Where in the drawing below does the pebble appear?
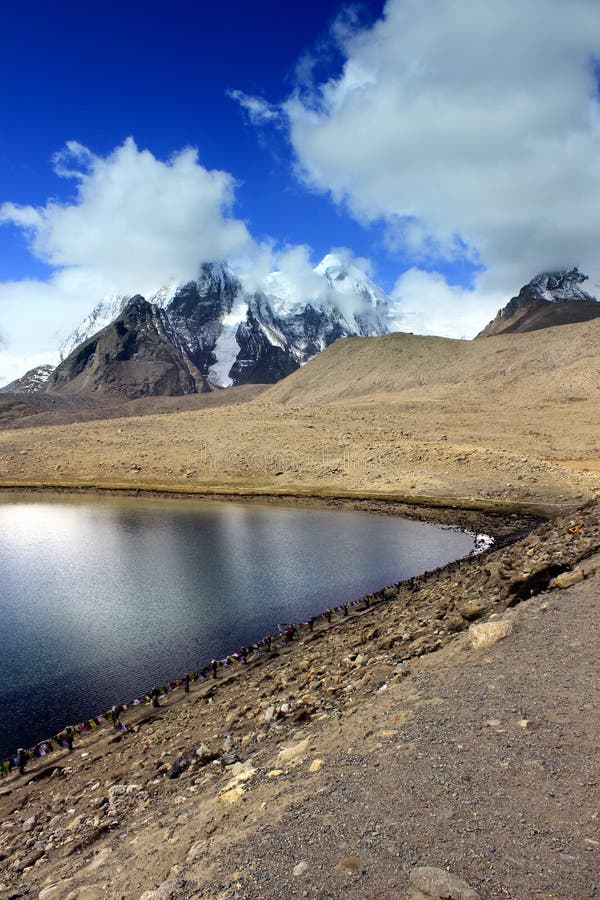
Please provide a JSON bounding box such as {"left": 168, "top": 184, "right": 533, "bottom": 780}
{"left": 553, "top": 568, "right": 585, "bottom": 588}
{"left": 409, "top": 865, "right": 479, "bottom": 899}
{"left": 337, "top": 855, "right": 363, "bottom": 876}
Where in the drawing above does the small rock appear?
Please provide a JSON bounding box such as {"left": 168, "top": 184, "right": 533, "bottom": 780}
{"left": 470, "top": 620, "right": 512, "bottom": 649}
{"left": 66, "top": 885, "right": 109, "bottom": 899}
{"left": 552, "top": 568, "right": 584, "bottom": 589}
{"left": 168, "top": 756, "right": 194, "bottom": 779}
{"left": 139, "top": 879, "right": 197, "bottom": 900}
{"left": 276, "top": 738, "right": 310, "bottom": 765}
{"left": 337, "top": 855, "right": 363, "bottom": 876}
{"left": 409, "top": 865, "right": 479, "bottom": 899}
{"left": 309, "top": 758, "right": 325, "bottom": 773}
{"left": 293, "top": 860, "right": 309, "bottom": 877}
{"left": 22, "top": 816, "right": 37, "bottom": 833}
{"left": 218, "top": 762, "right": 256, "bottom": 803}
{"left": 39, "top": 881, "right": 75, "bottom": 900}
{"left": 13, "top": 847, "right": 45, "bottom": 871}
{"left": 186, "top": 840, "right": 208, "bottom": 863}
{"left": 459, "top": 600, "right": 487, "bottom": 621}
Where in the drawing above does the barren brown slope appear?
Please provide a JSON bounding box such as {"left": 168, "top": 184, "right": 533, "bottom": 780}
{"left": 263, "top": 319, "right": 600, "bottom": 406}
{"left": 0, "top": 319, "right": 598, "bottom": 511}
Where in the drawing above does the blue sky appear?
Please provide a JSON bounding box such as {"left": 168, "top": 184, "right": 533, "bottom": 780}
{"left": 0, "top": 0, "right": 599, "bottom": 382}
{"left": 0, "top": 0, "right": 389, "bottom": 283}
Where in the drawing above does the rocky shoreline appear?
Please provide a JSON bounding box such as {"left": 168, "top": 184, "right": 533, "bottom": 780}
{"left": 1, "top": 496, "right": 599, "bottom": 898}
{"left": 0, "top": 491, "right": 519, "bottom": 767}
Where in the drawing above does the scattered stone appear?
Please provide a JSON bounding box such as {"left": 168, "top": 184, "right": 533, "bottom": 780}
{"left": 168, "top": 755, "right": 194, "bottom": 779}
{"left": 13, "top": 847, "right": 45, "bottom": 871}
{"left": 220, "top": 751, "right": 240, "bottom": 766}
{"left": 139, "top": 879, "right": 197, "bottom": 900}
{"left": 309, "top": 758, "right": 325, "bottom": 773}
{"left": 218, "top": 762, "right": 256, "bottom": 803}
{"left": 108, "top": 783, "right": 140, "bottom": 811}
{"left": 186, "top": 840, "right": 209, "bottom": 864}
{"left": 39, "top": 881, "right": 75, "bottom": 900}
{"left": 65, "top": 886, "right": 107, "bottom": 900}
{"left": 459, "top": 599, "right": 488, "bottom": 621}
{"left": 409, "top": 865, "right": 479, "bottom": 899}
{"left": 195, "top": 742, "right": 212, "bottom": 760}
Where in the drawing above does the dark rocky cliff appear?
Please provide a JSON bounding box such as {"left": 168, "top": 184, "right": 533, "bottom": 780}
{"left": 47, "top": 296, "right": 208, "bottom": 399}
{"left": 477, "top": 269, "right": 600, "bottom": 337}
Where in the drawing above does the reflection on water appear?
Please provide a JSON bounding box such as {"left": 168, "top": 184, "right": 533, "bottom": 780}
{"left": 0, "top": 493, "right": 474, "bottom": 755}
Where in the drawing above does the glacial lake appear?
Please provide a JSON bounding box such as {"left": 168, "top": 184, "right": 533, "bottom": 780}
{"left": 0, "top": 493, "right": 475, "bottom": 756}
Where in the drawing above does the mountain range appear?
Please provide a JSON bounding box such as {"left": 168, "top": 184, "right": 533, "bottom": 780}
{"left": 2, "top": 261, "right": 598, "bottom": 398}
{"left": 40, "top": 254, "right": 391, "bottom": 398}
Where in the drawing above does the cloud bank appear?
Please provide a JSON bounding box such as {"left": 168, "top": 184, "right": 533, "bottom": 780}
{"left": 1, "top": 138, "right": 252, "bottom": 297}
{"left": 285, "top": 0, "right": 600, "bottom": 312}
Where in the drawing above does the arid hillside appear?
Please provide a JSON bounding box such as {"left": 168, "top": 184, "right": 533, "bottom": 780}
{"left": 0, "top": 320, "right": 598, "bottom": 513}
{"left": 264, "top": 319, "right": 600, "bottom": 407}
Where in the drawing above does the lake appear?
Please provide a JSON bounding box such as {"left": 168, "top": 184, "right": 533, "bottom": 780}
{"left": 0, "top": 492, "right": 475, "bottom": 756}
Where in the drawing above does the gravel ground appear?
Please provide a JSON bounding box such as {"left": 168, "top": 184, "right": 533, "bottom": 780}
{"left": 1, "top": 507, "right": 598, "bottom": 900}
{"left": 187, "top": 574, "right": 599, "bottom": 899}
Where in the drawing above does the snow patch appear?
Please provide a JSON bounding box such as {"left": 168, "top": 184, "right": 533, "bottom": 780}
{"left": 207, "top": 299, "right": 248, "bottom": 387}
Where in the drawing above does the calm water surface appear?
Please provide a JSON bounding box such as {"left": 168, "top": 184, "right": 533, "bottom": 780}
{"left": 0, "top": 493, "right": 474, "bottom": 756}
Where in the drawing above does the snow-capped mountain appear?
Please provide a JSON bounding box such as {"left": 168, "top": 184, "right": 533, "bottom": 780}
{"left": 0, "top": 364, "right": 55, "bottom": 394}
{"left": 49, "top": 296, "right": 207, "bottom": 398}
{"left": 50, "top": 254, "right": 393, "bottom": 396}
{"left": 59, "top": 280, "right": 181, "bottom": 361}
{"left": 478, "top": 268, "right": 600, "bottom": 337}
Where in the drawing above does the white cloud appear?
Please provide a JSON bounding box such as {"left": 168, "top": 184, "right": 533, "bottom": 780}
{"left": 227, "top": 89, "right": 280, "bottom": 126}
{"left": 285, "top": 0, "right": 600, "bottom": 325}
{"left": 0, "top": 138, "right": 255, "bottom": 381}
{"left": 0, "top": 138, "right": 252, "bottom": 296}
{"left": 390, "top": 269, "right": 504, "bottom": 339}
{"left": 240, "top": 242, "right": 381, "bottom": 320}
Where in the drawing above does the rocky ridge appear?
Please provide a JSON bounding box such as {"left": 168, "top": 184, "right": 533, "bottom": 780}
{"left": 1, "top": 499, "right": 599, "bottom": 898}
{"left": 47, "top": 297, "right": 209, "bottom": 400}
{"left": 51, "top": 257, "right": 391, "bottom": 397}
{"left": 477, "top": 269, "right": 600, "bottom": 337}
{"left": 0, "top": 366, "right": 54, "bottom": 394}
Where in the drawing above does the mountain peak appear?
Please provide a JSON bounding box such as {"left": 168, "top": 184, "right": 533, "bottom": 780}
{"left": 314, "top": 252, "right": 349, "bottom": 274}
{"left": 526, "top": 268, "right": 595, "bottom": 303}
{"left": 477, "top": 268, "right": 600, "bottom": 338}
